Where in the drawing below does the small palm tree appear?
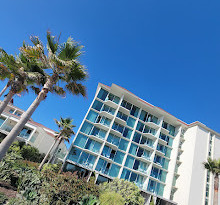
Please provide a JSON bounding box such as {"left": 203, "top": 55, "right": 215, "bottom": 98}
{"left": 38, "top": 117, "right": 75, "bottom": 170}
{"left": 0, "top": 48, "right": 45, "bottom": 115}
{"left": 203, "top": 158, "right": 220, "bottom": 205}
{"left": 0, "top": 32, "right": 87, "bottom": 161}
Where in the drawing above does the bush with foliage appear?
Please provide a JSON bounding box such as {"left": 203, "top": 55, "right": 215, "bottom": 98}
{"left": 42, "top": 163, "right": 62, "bottom": 173}
{"left": 79, "top": 195, "right": 100, "bottom": 205}
{"left": 100, "top": 179, "right": 144, "bottom": 205}
{"left": 0, "top": 192, "right": 8, "bottom": 204}
{"left": 99, "top": 191, "right": 124, "bottom": 205}
{"left": 39, "top": 171, "right": 100, "bottom": 205}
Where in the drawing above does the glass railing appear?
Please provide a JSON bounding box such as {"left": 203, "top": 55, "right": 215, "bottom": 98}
{"left": 1, "top": 124, "right": 13, "bottom": 132}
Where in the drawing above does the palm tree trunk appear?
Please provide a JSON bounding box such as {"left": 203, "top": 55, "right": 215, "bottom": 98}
{"left": 0, "top": 76, "right": 56, "bottom": 161}
{"left": 0, "top": 89, "right": 14, "bottom": 115}
{"left": 48, "top": 137, "right": 62, "bottom": 164}
{"left": 0, "top": 89, "right": 47, "bottom": 161}
{"left": 213, "top": 174, "right": 219, "bottom": 205}
{"left": 38, "top": 137, "right": 59, "bottom": 170}
{"left": 0, "top": 84, "right": 9, "bottom": 98}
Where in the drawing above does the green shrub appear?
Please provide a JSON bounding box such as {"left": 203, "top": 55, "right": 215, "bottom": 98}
{"left": 100, "top": 179, "right": 144, "bottom": 205}
{"left": 0, "top": 192, "right": 8, "bottom": 204}
{"left": 99, "top": 191, "right": 124, "bottom": 205}
{"left": 79, "top": 195, "right": 100, "bottom": 205}
{"left": 42, "top": 163, "right": 62, "bottom": 173}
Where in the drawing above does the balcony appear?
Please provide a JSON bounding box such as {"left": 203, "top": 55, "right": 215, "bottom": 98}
{"left": 114, "top": 117, "right": 127, "bottom": 126}
{"left": 139, "top": 143, "right": 154, "bottom": 151}
{"left": 119, "top": 106, "right": 130, "bottom": 115}
{"left": 105, "top": 100, "right": 118, "bottom": 109}
{"left": 94, "top": 122, "right": 109, "bottom": 131}
{"left": 144, "top": 121, "right": 160, "bottom": 130}
{"left": 160, "top": 127, "right": 170, "bottom": 135}
{"left": 142, "top": 132, "right": 156, "bottom": 140}
{"left": 99, "top": 111, "right": 114, "bottom": 119}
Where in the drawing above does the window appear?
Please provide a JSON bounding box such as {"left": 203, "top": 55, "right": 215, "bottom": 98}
{"left": 81, "top": 122, "right": 93, "bottom": 135}
{"left": 112, "top": 122, "right": 124, "bottom": 133}
{"left": 147, "top": 180, "right": 164, "bottom": 196}
{"left": 97, "top": 88, "right": 108, "bottom": 101}
{"left": 130, "top": 106, "right": 139, "bottom": 117}
{"left": 107, "top": 133, "right": 120, "bottom": 146}
{"left": 114, "top": 151, "right": 125, "bottom": 164}
{"left": 14, "top": 111, "right": 22, "bottom": 116}
{"left": 118, "top": 139, "right": 129, "bottom": 151}
{"left": 121, "top": 100, "right": 132, "bottom": 110}
{"left": 117, "top": 111, "right": 128, "bottom": 121}
{"left": 127, "top": 117, "right": 136, "bottom": 128}
{"left": 85, "top": 139, "right": 102, "bottom": 153}
{"left": 125, "top": 156, "right": 135, "bottom": 169}
{"left": 0, "top": 117, "right": 5, "bottom": 126}
{"left": 86, "top": 110, "right": 98, "bottom": 123}
{"left": 9, "top": 109, "right": 15, "bottom": 113}
{"left": 123, "top": 127, "right": 132, "bottom": 139}
{"left": 107, "top": 93, "right": 120, "bottom": 104}
{"left": 133, "top": 132, "right": 141, "bottom": 143}
{"left": 90, "top": 127, "right": 107, "bottom": 139}
{"left": 129, "top": 143, "right": 138, "bottom": 155}
{"left": 140, "top": 110, "right": 148, "bottom": 122}
{"left": 92, "top": 100, "right": 103, "bottom": 111}
{"left": 102, "top": 104, "right": 116, "bottom": 115}
{"left": 74, "top": 134, "right": 88, "bottom": 148}
{"left": 19, "top": 128, "right": 32, "bottom": 139}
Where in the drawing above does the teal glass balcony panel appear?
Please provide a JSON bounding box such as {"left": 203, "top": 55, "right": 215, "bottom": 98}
{"left": 106, "top": 93, "right": 120, "bottom": 104}
{"left": 97, "top": 88, "right": 108, "bottom": 101}
{"left": 102, "top": 104, "right": 116, "bottom": 115}
{"left": 121, "top": 100, "right": 132, "bottom": 110}
{"left": 90, "top": 127, "right": 106, "bottom": 139}
{"left": 121, "top": 168, "right": 145, "bottom": 188}
{"left": 129, "top": 143, "right": 138, "bottom": 155}
{"left": 117, "top": 111, "right": 128, "bottom": 121}
{"left": 80, "top": 121, "right": 93, "bottom": 135}
{"left": 143, "top": 126, "right": 156, "bottom": 135}
{"left": 114, "top": 151, "right": 125, "bottom": 164}
{"left": 74, "top": 134, "right": 88, "bottom": 148}
{"left": 133, "top": 132, "right": 141, "bottom": 143}
{"left": 140, "top": 136, "right": 153, "bottom": 147}
{"left": 159, "top": 133, "right": 173, "bottom": 147}
{"left": 147, "top": 180, "right": 164, "bottom": 196}
{"left": 86, "top": 110, "right": 99, "bottom": 123}
{"left": 85, "top": 138, "right": 102, "bottom": 154}
{"left": 157, "top": 144, "right": 171, "bottom": 158}
{"left": 122, "top": 127, "right": 132, "bottom": 139}
{"left": 127, "top": 117, "right": 136, "bottom": 128}
{"left": 107, "top": 133, "right": 120, "bottom": 147}
{"left": 118, "top": 139, "right": 129, "bottom": 151}
{"left": 150, "top": 167, "right": 167, "bottom": 183}
{"left": 109, "top": 164, "right": 120, "bottom": 177}
{"left": 125, "top": 155, "right": 135, "bottom": 169}
{"left": 130, "top": 105, "right": 139, "bottom": 118}
{"left": 112, "top": 122, "right": 124, "bottom": 134}
{"left": 92, "top": 100, "right": 103, "bottom": 111}
{"left": 136, "top": 122, "right": 144, "bottom": 132}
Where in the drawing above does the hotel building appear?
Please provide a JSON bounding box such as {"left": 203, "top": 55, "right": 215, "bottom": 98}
{"left": 63, "top": 83, "right": 220, "bottom": 205}
{"left": 0, "top": 101, "right": 67, "bottom": 160}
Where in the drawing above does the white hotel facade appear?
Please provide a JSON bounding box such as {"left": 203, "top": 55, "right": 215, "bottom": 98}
{"left": 63, "top": 83, "right": 220, "bottom": 205}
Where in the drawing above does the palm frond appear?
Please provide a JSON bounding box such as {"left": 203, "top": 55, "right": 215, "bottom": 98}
{"left": 65, "top": 82, "right": 87, "bottom": 97}
{"left": 47, "top": 31, "right": 59, "bottom": 54}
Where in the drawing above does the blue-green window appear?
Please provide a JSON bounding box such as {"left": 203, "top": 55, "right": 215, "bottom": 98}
{"left": 133, "top": 132, "right": 141, "bottom": 143}
{"left": 125, "top": 156, "right": 135, "bottom": 169}
{"left": 0, "top": 117, "right": 5, "bottom": 126}
{"left": 92, "top": 100, "right": 103, "bottom": 111}
{"left": 121, "top": 168, "right": 131, "bottom": 180}
{"left": 85, "top": 139, "right": 102, "bottom": 153}
{"left": 114, "top": 151, "right": 125, "bottom": 164}
{"left": 112, "top": 122, "right": 124, "bottom": 133}
{"left": 169, "top": 125, "right": 175, "bottom": 136}
{"left": 121, "top": 100, "right": 132, "bottom": 110}
{"left": 107, "top": 133, "right": 120, "bottom": 146}
{"left": 80, "top": 122, "right": 93, "bottom": 135}
{"left": 67, "top": 147, "right": 81, "bottom": 162}
{"left": 107, "top": 93, "right": 120, "bottom": 104}
{"left": 109, "top": 164, "right": 120, "bottom": 177}
{"left": 140, "top": 136, "right": 153, "bottom": 147}
{"left": 117, "top": 111, "right": 128, "bottom": 121}
{"left": 102, "top": 146, "right": 112, "bottom": 158}
{"left": 123, "top": 127, "right": 132, "bottom": 139}
{"left": 129, "top": 143, "right": 138, "bottom": 155}
{"left": 90, "top": 127, "right": 106, "bottom": 139}
{"left": 130, "top": 105, "right": 139, "bottom": 117}
{"left": 102, "top": 104, "right": 116, "bottom": 115}
{"left": 74, "top": 134, "right": 88, "bottom": 148}
{"left": 99, "top": 116, "right": 111, "bottom": 127}
{"left": 86, "top": 110, "right": 98, "bottom": 123}
{"left": 119, "top": 139, "right": 129, "bottom": 151}
{"left": 140, "top": 110, "right": 148, "bottom": 121}
{"left": 147, "top": 180, "right": 164, "bottom": 196}
{"left": 127, "top": 117, "right": 136, "bottom": 128}
{"left": 136, "top": 122, "right": 144, "bottom": 132}
{"left": 97, "top": 88, "right": 108, "bottom": 101}
{"left": 143, "top": 126, "right": 156, "bottom": 135}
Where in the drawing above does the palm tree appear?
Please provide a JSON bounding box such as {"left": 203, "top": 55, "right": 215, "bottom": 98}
{"left": 0, "top": 32, "right": 87, "bottom": 161}
{"left": 204, "top": 158, "right": 220, "bottom": 205}
{"left": 0, "top": 48, "right": 46, "bottom": 115}
{"left": 38, "top": 117, "right": 75, "bottom": 170}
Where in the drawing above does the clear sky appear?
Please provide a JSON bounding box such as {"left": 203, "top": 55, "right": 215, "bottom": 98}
{"left": 0, "top": 0, "right": 220, "bottom": 147}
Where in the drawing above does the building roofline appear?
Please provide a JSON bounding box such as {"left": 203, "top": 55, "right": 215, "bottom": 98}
{"left": 99, "top": 83, "right": 220, "bottom": 136}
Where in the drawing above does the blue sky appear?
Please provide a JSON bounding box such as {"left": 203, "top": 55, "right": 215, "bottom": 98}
{"left": 0, "top": 0, "right": 220, "bottom": 146}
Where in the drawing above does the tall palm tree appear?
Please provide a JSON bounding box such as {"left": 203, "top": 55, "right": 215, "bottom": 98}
{"left": 38, "top": 117, "right": 75, "bottom": 170}
{"left": 0, "top": 48, "right": 46, "bottom": 115}
{"left": 0, "top": 32, "right": 87, "bottom": 161}
{"left": 204, "top": 158, "right": 220, "bottom": 205}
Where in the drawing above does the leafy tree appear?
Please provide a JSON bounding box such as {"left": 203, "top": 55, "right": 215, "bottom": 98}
{"left": 38, "top": 117, "right": 75, "bottom": 170}
{"left": 0, "top": 32, "right": 87, "bottom": 161}
{"left": 204, "top": 158, "right": 220, "bottom": 205}
{"left": 99, "top": 191, "right": 124, "bottom": 205}
{"left": 0, "top": 48, "right": 45, "bottom": 114}
{"left": 79, "top": 195, "right": 100, "bottom": 205}
{"left": 100, "top": 179, "right": 144, "bottom": 205}
{"left": 0, "top": 192, "right": 8, "bottom": 204}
